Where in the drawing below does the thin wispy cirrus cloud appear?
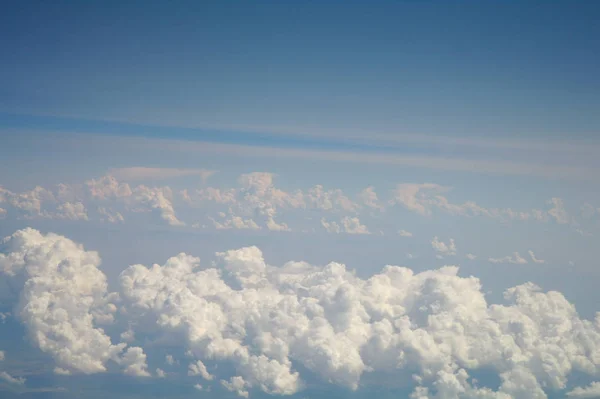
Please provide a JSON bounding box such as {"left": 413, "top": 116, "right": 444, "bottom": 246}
{"left": 109, "top": 167, "right": 216, "bottom": 182}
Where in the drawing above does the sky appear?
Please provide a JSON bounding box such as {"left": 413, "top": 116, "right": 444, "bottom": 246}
{"left": 1, "top": 1, "right": 600, "bottom": 398}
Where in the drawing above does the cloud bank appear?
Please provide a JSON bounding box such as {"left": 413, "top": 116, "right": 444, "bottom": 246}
{"left": 1, "top": 229, "right": 600, "bottom": 398}
{"left": 0, "top": 171, "right": 591, "bottom": 236}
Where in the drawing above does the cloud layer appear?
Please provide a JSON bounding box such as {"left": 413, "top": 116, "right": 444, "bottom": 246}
{"left": 0, "top": 171, "right": 594, "bottom": 237}
{"left": 1, "top": 229, "right": 600, "bottom": 398}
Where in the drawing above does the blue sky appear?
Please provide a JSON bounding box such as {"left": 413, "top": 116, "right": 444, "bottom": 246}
{"left": 1, "top": 2, "right": 600, "bottom": 399}
{"left": 2, "top": 1, "right": 600, "bottom": 138}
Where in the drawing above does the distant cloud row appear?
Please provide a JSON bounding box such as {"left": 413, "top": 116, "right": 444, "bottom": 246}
{"left": 1, "top": 168, "right": 597, "bottom": 236}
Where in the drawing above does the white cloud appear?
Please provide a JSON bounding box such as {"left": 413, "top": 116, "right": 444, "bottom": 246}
{"left": 86, "top": 176, "right": 133, "bottom": 200}
{"left": 109, "top": 167, "right": 215, "bottom": 182}
{"left": 86, "top": 176, "right": 185, "bottom": 226}
{"left": 165, "top": 355, "right": 176, "bottom": 366}
{"left": 431, "top": 236, "right": 457, "bottom": 256}
{"left": 321, "top": 218, "right": 341, "bottom": 233}
{"left": 97, "top": 206, "right": 125, "bottom": 223}
{"left": 222, "top": 376, "right": 250, "bottom": 398}
{"left": 358, "top": 186, "right": 383, "bottom": 210}
{"left": 156, "top": 368, "right": 166, "bottom": 378}
{"left": 114, "top": 236, "right": 600, "bottom": 397}
{"left": 389, "top": 183, "right": 569, "bottom": 227}
{"left": 548, "top": 197, "right": 569, "bottom": 224}
{"left": 0, "top": 347, "right": 23, "bottom": 387}
{"left": 210, "top": 214, "right": 260, "bottom": 230}
{"left": 55, "top": 202, "right": 88, "bottom": 221}
{"left": 528, "top": 250, "right": 545, "bottom": 264}
{"left": 0, "top": 172, "right": 588, "bottom": 237}
{"left": 3, "top": 214, "right": 600, "bottom": 397}
{"left": 306, "top": 185, "right": 358, "bottom": 213}
{"left": 489, "top": 252, "right": 528, "bottom": 264}
{"left": 465, "top": 253, "right": 477, "bottom": 260}
{"left": 131, "top": 185, "right": 185, "bottom": 226}
{"left": 321, "top": 216, "right": 370, "bottom": 235}
{"left": 567, "top": 382, "right": 600, "bottom": 398}
{"left": 0, "top": 371, "right": 25, "bottom": 385}
{"left": 0, "top": 229, "right": 144, "bottom": 376}
{"left": 194, "top": 383, "right": 204, "bottom": 391}
{"left": 341, "top": 216, "right": 370, "bottom": 234}
{"left": 118, "top": 347, "right": 151, "bottom": 377}
{"left": 390, "top": 183, "right": 446, "bottom": 216}
{"left": 398, "top": 230, "right": 413, "bottom": 237}
{"left": 188, "top": 360, "right": 213, "bottom": 380}
{"left": 120, "top": 328, "right": 136, "bottom": 343}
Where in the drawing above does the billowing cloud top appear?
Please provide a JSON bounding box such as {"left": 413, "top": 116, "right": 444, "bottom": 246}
{"left": 1, "top": 229, "right": 600, "bottom": 398}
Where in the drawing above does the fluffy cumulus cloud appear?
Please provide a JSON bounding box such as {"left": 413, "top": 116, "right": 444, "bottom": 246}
{"left": 3, "top": 230, "right": 600, "bottom": 398}
{"left": 71, "top": 175, "right": 185, "bottom": 226}
{"left": 0, "top": 172, "right": 593, "bottom": 236}
{"left": 55, "top": 201, "right": 88, "bottom": 221}
{"left": 114, "top": 236, "right": 600, "bottom": 398}
{"left": 431, "top": 236, "right": 457, "bottom": 256}
{"left": 210, "top": 211, "right": 261, "bottom": 230}
{"left": 358, "top": 186, "right": 384, "bottom": 211}
{"left": 0, "top": 229, "right": 147, "bottom": 376}
{"left": 321, "top": 216, "right": 370, "bottom": 234}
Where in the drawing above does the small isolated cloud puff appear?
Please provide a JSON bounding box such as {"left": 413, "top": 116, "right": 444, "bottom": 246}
{"left": 431, "top": 236, "right": 457, "bottom": 256}
{"left": 165, "top": 355, "right": 176, "bottom": 366}
{"left": 465, "top": 253, "right": 477, "bottom": 260}
{"left": 398, "top": 229, "right": 413, "bottom": 237}
{"left": 109, "top": 167, "right": 215, "bottom": 182}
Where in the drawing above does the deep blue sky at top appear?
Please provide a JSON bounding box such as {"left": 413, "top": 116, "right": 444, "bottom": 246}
{"left": 1, "top": 0, "right": 599, "bottom": 143}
